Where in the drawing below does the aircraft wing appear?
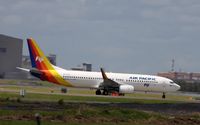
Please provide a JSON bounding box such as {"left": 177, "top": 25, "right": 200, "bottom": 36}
{"left": 98, "top": 68, "right": 134, "bottom": 95}
{"left": 99, "top": 68, "right": 120, "bottom": 88}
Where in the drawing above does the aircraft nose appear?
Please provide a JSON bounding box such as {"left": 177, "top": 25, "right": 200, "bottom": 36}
{"left": 175, "top": 84, "right": 181, "bottom": 91}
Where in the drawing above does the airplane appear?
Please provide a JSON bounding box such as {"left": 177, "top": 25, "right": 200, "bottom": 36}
{"left": 17, "top": 38, "right": 181, "bottom": 98}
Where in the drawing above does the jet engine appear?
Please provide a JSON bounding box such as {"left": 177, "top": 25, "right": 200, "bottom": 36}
{"left": 119, "top": 84, "right": 134, "bottom": 93}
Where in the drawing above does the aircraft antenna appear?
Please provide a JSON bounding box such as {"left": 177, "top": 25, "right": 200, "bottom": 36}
{"left": 171, "top": 59, "right": 175, "bottom": 72}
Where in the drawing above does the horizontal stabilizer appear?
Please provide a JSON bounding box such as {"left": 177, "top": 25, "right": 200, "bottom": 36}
{"left": 16, "top": 67, "right": 30, "bottom": 72}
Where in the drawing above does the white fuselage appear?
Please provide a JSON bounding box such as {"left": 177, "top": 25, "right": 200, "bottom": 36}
{"left": 54, "top": 66, "right": 180, "bottom": 93}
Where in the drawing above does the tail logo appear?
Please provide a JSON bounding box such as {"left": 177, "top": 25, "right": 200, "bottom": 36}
{"left": 35, "top": 56, "right": 44, "bottom": 63}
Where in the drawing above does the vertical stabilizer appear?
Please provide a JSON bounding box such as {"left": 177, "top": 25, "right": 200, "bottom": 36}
{"left": 27, "top": 38, "right": 54, "bottom": 70}
{"left": 27, "top": 38, "right": 72, "bottom": 87}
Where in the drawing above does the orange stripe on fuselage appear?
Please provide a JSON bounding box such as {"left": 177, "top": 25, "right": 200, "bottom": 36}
{"left": 42, "top": 70, "right": 60, "bottom": 84}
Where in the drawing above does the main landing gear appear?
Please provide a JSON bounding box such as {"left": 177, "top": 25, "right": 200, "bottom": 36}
{"left": 96, "top": 89, "right": 101, "bottom": 95}
{"left": 162, "top": 92, "right": 166, "bottom": 99}
{"left": 96, "top": 89, "right": 109, "bottom": 95}
{"left": 95, "top": 89, "right": 110, "bottom": 96}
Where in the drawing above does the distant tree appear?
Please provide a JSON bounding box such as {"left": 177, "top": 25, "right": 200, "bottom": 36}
{"left": 175, "top": 80, "right": 200, "bottom": 93}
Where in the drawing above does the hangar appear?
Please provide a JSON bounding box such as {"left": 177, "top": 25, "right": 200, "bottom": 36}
{"left": 0, "top": 34, "right": 23, "bottom": 78}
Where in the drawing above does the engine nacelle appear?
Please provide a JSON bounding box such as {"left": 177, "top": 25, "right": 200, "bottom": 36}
{"left": 119, "top": 84, "right": 134, "bottom": 93}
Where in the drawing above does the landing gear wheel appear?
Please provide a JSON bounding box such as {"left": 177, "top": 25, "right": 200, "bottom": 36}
{"left": 96, "top": 89, "right": 101, "bottom": 95}
{"left": 119, "top": 93, "right": 125, "bottom": 96}
{"left": 162, "top": 93, "right": 166, "bottom": 99}
{"left": 103, "top": 90, "right": 109, "bottom": 95}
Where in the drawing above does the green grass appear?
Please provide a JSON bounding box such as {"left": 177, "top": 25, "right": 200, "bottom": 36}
{"left": 1, "top": 85, "right": 191, "bottom": 102}
{"left": 0, "top": 85, "right": 96, "bottom": 95}
{"left": 0, "top": 78, "right": 195, "bottom": 105}
{"left": 0, "top": 120, "right": 148, "bottom": 125}
{"left": 0, "top": 91, "right": 181, "bottom": 104}
{"left": 0, "top": 107, "right": 152, "bottom": 119}
{"left": 0, "top": 79, "right": 199, "bottom": 125}
{"left": 0, "top": 103, "right": 199, "bottom": 125}
{"left": 0, "top": 105, "right": 162, "bottom": 125}
{"left": 0, "top": 120, "right": 36, "bottom": 125}
{"left": 0, "top": 79, "right": 193, "bottom": 102}
{"left": 195, "top": 97, "right": 200, "bottom": 100}
{"left": 0, "top": 120, "right": 111, "bottom": 125}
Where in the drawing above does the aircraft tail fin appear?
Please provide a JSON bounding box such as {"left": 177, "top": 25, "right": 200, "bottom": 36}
{"left": 27, "top": 38, "right": 54, "bottom": 70}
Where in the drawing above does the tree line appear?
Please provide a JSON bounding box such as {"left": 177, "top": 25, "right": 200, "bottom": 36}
{"left": 175, "top": 80, "right": 200, "bottom": 93}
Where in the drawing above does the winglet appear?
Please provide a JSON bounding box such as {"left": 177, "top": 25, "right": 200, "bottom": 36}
{"left": 100, "top": 68, "right": 109, "bottom": 80}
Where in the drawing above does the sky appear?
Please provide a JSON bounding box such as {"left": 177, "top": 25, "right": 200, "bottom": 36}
{"left": 1, "top": 0, "right": 200, "bottom": 74}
